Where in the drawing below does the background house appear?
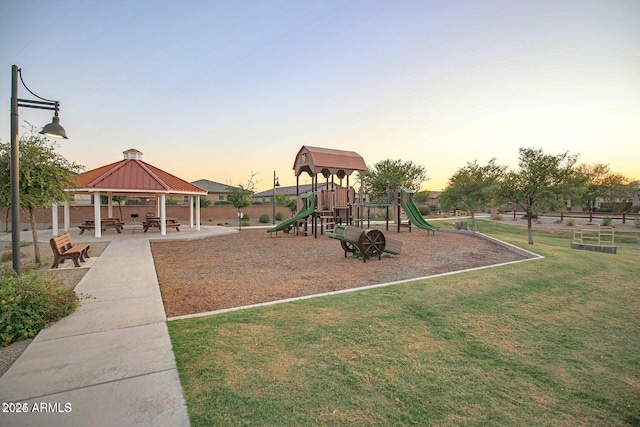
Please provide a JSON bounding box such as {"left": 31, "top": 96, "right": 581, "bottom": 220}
{"left": 191, "top": 179, "right": 234, "bottom": 204}
{"left": 253, "top": 183, "right": 338, "bottom": 203}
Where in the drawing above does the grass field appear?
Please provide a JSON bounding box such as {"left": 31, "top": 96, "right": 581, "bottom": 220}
{"left": 168, "top": 220, "right": 640, "bottom": 426}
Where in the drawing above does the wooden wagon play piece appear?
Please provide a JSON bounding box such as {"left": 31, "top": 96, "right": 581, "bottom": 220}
{"left": 326, "top": 224, "right": 402, "bottom": 262}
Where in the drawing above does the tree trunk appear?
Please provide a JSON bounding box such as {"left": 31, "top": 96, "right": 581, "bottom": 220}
{"left": 28, "top": 206, "right": 41, "bottom": 264}
{"left": 471, "top": 211, "right": 477, "bottom": 231}
{"left": 527, "top": 213, "right": 534, "bottom": 244}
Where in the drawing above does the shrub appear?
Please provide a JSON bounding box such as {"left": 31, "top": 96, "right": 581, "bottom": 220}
{"left": 566, "top": 218, "right": 575, "bottom": 226}
{"left": 602, "top": 216, "right": 612, "bottom": 226}
{"left": 275, "top": 211, "right": 284, "bottom": 221}
{"left": 259, "top": 213, "right": 270, "bottom": 223}
{"left": 634, "top": 217, "right": 640, "bottom": 228}
{"left": 0, "top": 267, "right": 78, "bottom": 346}
{"left": 418, "top": 206, "right": 431, "bottom": 216}
{"left": 241, "top": 220, "right": 251, "bottom": 227}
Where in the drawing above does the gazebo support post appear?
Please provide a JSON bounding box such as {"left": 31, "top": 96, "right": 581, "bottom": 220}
{"left": 195, "top": 196, "right": 201, "bottom": 231}
{"left": 52, "top": 203, "right": 59, "bottom": 236}
{"left": 64, "top": 202, "right": 70, "bottom": 232}
{"left": 189, "top": 195, "right": 194, "bottom": 228}
{"left": 160, "top": 194, "right": 167, "bottom": 235}
{"left": 107, "top": 192, "right": 113, "bottom": 218}
{"left": 94, "top": 191, "right": 102, "bottom": 238}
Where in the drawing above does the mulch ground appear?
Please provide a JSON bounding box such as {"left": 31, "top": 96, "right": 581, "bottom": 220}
{"left": 151, "top": 226, "right": 527, "bottom": 317}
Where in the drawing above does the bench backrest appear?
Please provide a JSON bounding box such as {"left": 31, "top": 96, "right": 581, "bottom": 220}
{"left": 51, "top": 233, "right": 73, "bottom": 252}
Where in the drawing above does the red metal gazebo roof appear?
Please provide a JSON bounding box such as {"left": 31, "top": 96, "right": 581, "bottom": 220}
{"left": 69, "top": 149, "right": 206, "bottom": 195}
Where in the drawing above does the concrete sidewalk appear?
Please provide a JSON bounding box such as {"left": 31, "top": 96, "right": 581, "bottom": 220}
{"left": 0, "top": 225, "right": 237, "bottom": 426}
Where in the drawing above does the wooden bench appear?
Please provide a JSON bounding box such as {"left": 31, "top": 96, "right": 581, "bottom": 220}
{"left": 50, "top": 233, "right": 91, "bottom": 269}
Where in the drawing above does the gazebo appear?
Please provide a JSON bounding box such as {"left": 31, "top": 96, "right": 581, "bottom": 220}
{"left": 56, "top": 149, "right": 207, "bottom": 237}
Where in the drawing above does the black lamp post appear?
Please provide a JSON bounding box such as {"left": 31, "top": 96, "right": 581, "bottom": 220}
{"left": 272, "top": 171, "right": 280, "bottom": 224}
{"left": 10, "top": 65, "right": 68, "bottom": 275}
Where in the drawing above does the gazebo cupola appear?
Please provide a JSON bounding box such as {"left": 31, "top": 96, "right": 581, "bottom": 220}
{"left": 123, "top": 148, "right": 144, "bottom": 160}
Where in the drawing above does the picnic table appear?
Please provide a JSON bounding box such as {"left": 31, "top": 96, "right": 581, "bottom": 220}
{"left": 142, "top": 217, "right": 181, "bottom": 232}
{"left": 79, "top": 218, "right": 124, "bottom": 234}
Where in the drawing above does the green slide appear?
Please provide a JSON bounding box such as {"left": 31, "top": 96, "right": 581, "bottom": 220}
{"left": 267, "top": 192, "right": 315, "bottom": 234}
{"left": 400, "top": 188, "right": 439, "bottom": 232}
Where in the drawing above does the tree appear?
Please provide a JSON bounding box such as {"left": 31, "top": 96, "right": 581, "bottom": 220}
{"left": 360, "top": 159, "right": 427, "bottom": 204}
{"left": 275, "top": 194, "right": 297, "bottom": 214}
{"left": 112, "top": 195, "right": 128, "bottom": 220}
{"left": 498, "top": 147, "right": 581, "bottom": 244}
{"left": 574, "top": 164, "right": 635, "bottom": 220}
{"left": 414, "top": 190, "right": 431, "bottom": 204}
{"left": 0, "top": 127, "right": 84, "bottom": 263}
{"left": 226, "top": 171, "right": 258, "bottom": 229}
{"left": 574, "top": 163, "right": 608, "bottom": 221}
{"left": 439, "top": 159, "right": 507, "bottom": 231}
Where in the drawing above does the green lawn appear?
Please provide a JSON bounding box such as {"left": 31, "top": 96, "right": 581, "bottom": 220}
{"left": 168, "top": 220, "right": 640, "bottom": 426}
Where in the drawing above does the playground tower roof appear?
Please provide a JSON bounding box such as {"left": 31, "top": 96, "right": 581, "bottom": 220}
{"left": 293, "top": 146, "right": 367, "bottom": 179}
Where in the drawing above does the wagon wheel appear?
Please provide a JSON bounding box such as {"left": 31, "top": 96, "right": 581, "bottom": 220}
{"left": 359, "top": 229, "right": 386, "bottom": 261}
{"left": 340, "top": 240, "right": 359, "bottom": 258}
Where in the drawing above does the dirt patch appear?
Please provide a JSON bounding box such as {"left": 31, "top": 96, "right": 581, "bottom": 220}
{"left": 151, "top": 227, "right": 528, "bottom": 317}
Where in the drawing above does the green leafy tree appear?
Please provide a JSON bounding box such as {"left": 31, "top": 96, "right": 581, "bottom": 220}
{"left": 439, "top": 159, "right": 507, "bottom": 231}
{"left": 227, "top": 171, "right": 258, "bottom": 229}
{"left": 574, "top": 163, "right": 609, "bottom": 221}
{"left": 112, "top": 195, "right": 128, "bottom": 219}
{"left": 414, "top": 190, "right": 431, "bottom": 204}
{"left": 197, "top": 196, "right": 211, "bottom": 208}
{"left": 360, "top": 159, "right": 427, "bottom": 203}
{"left": 599, "top": 173, "right": 635, "bottom": 213}
{"left": 498, "top": 147, "right": 581, "bottom": 244}
{"left": 574, "top": 164, "right": 634, "bottom": 220}
{"left": 275, "top": 194, "right": 297, "bottom": 214}
{"left": 0, "top": 127, "right": 84, "bottom": 263}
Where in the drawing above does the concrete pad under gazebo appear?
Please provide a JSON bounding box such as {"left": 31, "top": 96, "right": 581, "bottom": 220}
{"left": 56, "top": 149, "right": 207, "bottom": 237}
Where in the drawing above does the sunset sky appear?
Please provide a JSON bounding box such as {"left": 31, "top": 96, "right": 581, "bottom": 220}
{"left": 1, "top": 0, "right": 638, "bottom": 192}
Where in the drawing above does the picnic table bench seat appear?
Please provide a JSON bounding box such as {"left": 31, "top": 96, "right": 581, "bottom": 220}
{"left": 50, "top": 232, "right": 90, "bottom": 269}
{"left": 142, "top": 218, "right": 181, "bottom": 232}
{"left": 78, "top": 218, "right": 123, "bottom": 234}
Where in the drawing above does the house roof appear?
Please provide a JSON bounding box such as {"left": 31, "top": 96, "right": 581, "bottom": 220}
{"left": 293, "top": 146, "right": 367, "bottom": 178}
{"left": 191, "top": 179, "right": 234, "bottom": 194}
{"left": 69, "top": 155, "right": 206, "bottom": 195}
{"left": 254, "top": 183, "right": 338, "bottom": 198}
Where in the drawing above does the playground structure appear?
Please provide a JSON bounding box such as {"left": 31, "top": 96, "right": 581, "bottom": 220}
{"left": 268, "top": 146, "right": 367, "bottom": 236}
{"left": 267, "top": 145, "right": 440, "bottom": 238}
{"left": 571, "top": 223, "right": 617, "bottom": 254}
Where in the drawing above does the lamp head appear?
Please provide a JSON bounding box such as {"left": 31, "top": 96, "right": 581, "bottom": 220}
{"left": 40, "top": 113, "right": 68, "bottom": 139}
{"left": 275, "top": 178, "right": 280, "bottom": 187}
